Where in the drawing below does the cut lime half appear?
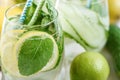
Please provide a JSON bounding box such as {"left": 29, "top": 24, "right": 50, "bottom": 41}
{"left": 1, "top": 30, "right": 59, "bottom": 77}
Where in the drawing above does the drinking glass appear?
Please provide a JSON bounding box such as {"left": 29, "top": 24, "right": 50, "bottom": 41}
{"left": 57, "top": 0, "right": 109, "bottom": 80}
{"left": 0, "top": 3, "right": 64, "bottom": 80}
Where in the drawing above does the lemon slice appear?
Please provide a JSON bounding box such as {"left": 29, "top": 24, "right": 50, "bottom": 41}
{"left": 1, "top": 30, "right": 25, "bottom": 76}
{"left": 1, "top": 30, "right": 59, "bottom": 77}
{"left": 0, "top": 30, "right": 24, "bottom": 47}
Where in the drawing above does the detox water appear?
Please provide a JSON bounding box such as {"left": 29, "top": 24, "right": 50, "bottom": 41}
{"left": 57, "top": 0, "right": 109, "bottom": 80}
{"left": 1, "top": 2, "right": 64, "bottom": 80}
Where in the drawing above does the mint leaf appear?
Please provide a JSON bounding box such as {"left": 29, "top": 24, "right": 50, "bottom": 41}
{"left": 18, "top": 36, "right": 53, "bottom": 76}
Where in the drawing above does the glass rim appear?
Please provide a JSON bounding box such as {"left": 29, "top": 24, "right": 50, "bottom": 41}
{"left": 5, "top": 3, "right": 58, "bottom": 27}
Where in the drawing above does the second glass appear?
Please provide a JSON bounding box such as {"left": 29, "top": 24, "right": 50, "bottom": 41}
{"left": 57, "top": 0, "right": 109, "bottom": 80}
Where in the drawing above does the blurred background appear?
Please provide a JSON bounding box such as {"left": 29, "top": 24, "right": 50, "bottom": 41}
{"left": 0, "top": 0, "right": 120, "bottom": 80}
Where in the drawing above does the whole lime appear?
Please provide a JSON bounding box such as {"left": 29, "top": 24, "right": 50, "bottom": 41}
{"left": 70, "top": 52, "right": 110, "bottom": 80}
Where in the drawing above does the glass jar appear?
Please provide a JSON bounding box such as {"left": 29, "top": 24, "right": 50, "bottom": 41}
{"left": 1, "top": 3, "right": 64, "bottom": 80}
{"left": 57, "top": 0, "right": 109, "bottom": 80}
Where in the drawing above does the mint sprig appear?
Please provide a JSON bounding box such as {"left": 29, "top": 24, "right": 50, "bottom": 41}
{"left": 28, "top": 0, "right": 46, "bottom": 25}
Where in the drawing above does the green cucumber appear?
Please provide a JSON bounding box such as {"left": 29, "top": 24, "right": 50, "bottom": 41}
{"left": 58, "top": 3, "right": 108, "bottom": 51}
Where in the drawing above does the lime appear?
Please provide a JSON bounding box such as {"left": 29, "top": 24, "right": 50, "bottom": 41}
{"left": 1, "top": 30, "right": 25, "bottom": 76}
{"left": 0, "top": 30, "right": 24, "bottom": 57}
{"left": 0, "top": 30, "right": 24, "bottom": 47}
{"left": 1, "top": 30, "right": 59, "bottom": 77}
{"left": 70, "top": 52, "right": 110, "bottom": 80}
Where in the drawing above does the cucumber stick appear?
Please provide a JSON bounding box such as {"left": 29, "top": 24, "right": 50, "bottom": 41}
{"left": 106, "top": 24, "right": 120, "bottom": 75}
{"left": 58, "top": 2, "right": 108, "bottom": 51}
